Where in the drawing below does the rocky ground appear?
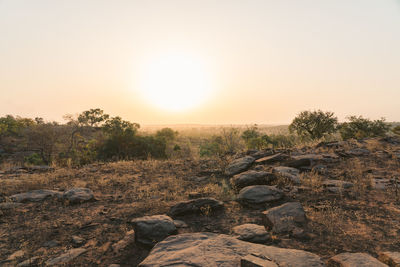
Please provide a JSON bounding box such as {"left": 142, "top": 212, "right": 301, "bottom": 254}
{"left": 0, "top": 137, "right": 400, "bottom": 266}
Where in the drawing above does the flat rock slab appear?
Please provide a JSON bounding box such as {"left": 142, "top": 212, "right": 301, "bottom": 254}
{"left": 249, "top": 150, "right": 275, "bottom": 160}
{"left": 232, "top": 224, "right": 270, "bottom": 243}
{"left": 328, "top": 252, "right": 388, "bottom": 267}
{"left": 378, "top": 251, "right": 400, "bottom": 267}
{"left": 45, "top": 248, "right": 87, "bottom": 266}
{"left": 169, "top": 198, "right": 224, "bottom": 216}
{"left": 139, "top": 232, "right": 325, "bottom": 267}
{"left": 263, "top": 202, "right": 307, "bottom": 234}
{"left": 237, "top": 185, "right": 283, "bottom": 208}
{"left": 255, "top": 153, "right": 289, "bottom": 165}
{"left": 231, "top": 171, "right": 276, "bottom": 190}
{"left": 10, "top": 189, "right": 62, "bottom": 203}
{"left": 131, "top": 215, "right": 177, "bottom": 247}
{"left": 225, "top": 156, "right": 255, "bottom": 176}
{"left": 63, "top": 188, "right": 94, "bottom": 204}
{"left": 241, "top": 254, "right": 278, "bottom": 267}
{"left": 272, "top": 167, "right": 301, "bottom": 185}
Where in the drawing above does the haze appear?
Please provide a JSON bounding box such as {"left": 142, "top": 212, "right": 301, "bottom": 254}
{"left": 1, "top": 0, "right": 400, "bottom": 124}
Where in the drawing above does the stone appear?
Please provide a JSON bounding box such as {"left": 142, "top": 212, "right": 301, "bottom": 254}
{"left": 138, "top": 233, "right": 325, "bottom": 267}
{"left": 232, "top": 224, "right": 270, "bottom": 243}
{"left": 72, "top": 235, "right": 85, "bottom": 246}
{"left": 0, "top": 202, "right": 22, "bottom": 210}
{"left": 43, "top": 240, "right": 60, "bottom": 248}
{"left": 231, "top": 171, "right": 276, "bottom": 190}
{"left": 255, "top": 153, "right": 289, "bottom": 165}
{"left": 10, "top": 189, "right": 62, "bottom": 203}
{"left": 285, "top": 154, "right": 323, "bottom": 168}
{"left": 225, "top": 156, "right": 255, "bottom": 176}
{"left": 17, "top": 256, "right": 40, "bottom": 267}
{"left": 378, "top": 251, "right": 400, "bottom": 267}
{"left": 45, "top": 248, "right": 87, "bottom": 266}
{"left": 322, "top": 180, "right": 354, "bottom": 193}
{"left": 131, "top": 215, "right": 177, "bottom": 247}
{"left": 241, "top": 254, "right": 278, "bottom": 267}
{"left": 262, "top": 202, "right": 307, "bottom": 234}
{"left": 328, "top": 252, "right": 387, "bottom": 267}
{"left": 272, "top": 167, "right": 301, "bottom": 184}
{"left": 173, "top": 220, "right": 188, "bottom": 228}
{"left": 169, "top": 198, "right": 224, "bottom": 216}
{"left": 7, "top": 250, "right": 25, "bottom": 261}
{"left": 112, "top": 230, "right": 135, "bottom": 253}
{"left": 249, "top": 149, "right": 275, "bottom": 160}
{"left": 237, "top": 185, "right": 283, "bottom": 208}
{"left": 63, "top": 188, "right": 94, "bottom": 204}
{"left": 347, "top": 148, "right": 370, "bottom": 156}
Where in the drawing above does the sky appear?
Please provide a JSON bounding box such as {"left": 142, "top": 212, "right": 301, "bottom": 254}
{"left": 1, "top": 0, "right": 400, "bottom": 125}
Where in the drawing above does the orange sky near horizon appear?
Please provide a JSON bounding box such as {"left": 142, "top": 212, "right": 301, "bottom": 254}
{"left": 1, "top": 0, "right": 400, "bottom": 124}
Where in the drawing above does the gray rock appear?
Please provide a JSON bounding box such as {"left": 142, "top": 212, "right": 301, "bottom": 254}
{"left": 231, "top": 171, "right": 276, "bottom": 190}
{"left": 45, "top": 248, "right": 87, "bottom": 266}
{"left": 378, "top": 251, "right": 400, "bottom": 266}
{"left": 241, "top": 254, "right": 278, "bottom": 267}
{"left": 262, "top": 202, "right": 307, "bottom": 234}
{"left": 285, "top": 154, "right": 323, "bottom": 168}
{"left": 272, "top": 167, "right": 301, "bottom": 184}
{"left": 255, "top": 153, "right": 289, "bottom": 165}
{"left": 0, "top": 202, "right": 22, "bottom": 210}
{"left": 43, "top": 240, "right": 60, "bottom": 248}
{"left": 139, "top": 233, "right": 325, "bottom": 267}
{"left": 173, "top": 220, "right": 188, "bottom": 228}
{"left": 112, "top": 230, "right": 135, "bottom": 253}
{"left": 249, "top": 149, "right": 275, "bottom": 160}
{"left": 322, "top": 180, "right": 354, "bottom": 193}
{"left": 17, "top": 256, "right": 40, "bottom": 267}
{"left": 328, "top": 252, "right": 387, "bottom": 267}
{"left": 237, "top": 185, "right": 283, "bottom": 208}
{"left": 169, "top": 198, "right": 224, "bottom": 216}
{"left": 63, "top": 188, "right": 94, "bottom": 204}
{"left": 10, "top": 189, "right": 62, "bottom": 203}
{"left": 131, "top": 215, "right": 177, "bottom": 247}
{"left": 232, "top": 224, "right": 270, "bottom": 243}
{"left": 225, "top": 156, "right": 255, "bottom": 176}
{"left": 347, "top": 148, "right": 370, "bottom": 156}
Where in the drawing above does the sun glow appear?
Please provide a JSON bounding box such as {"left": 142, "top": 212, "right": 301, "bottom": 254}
{"left": 139, "top": 53, "right": 213, "bottom": 111}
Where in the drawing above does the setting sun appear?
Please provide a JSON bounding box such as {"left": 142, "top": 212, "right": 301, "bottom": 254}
{"left": 139, "top": 53, "right": 213, "bottom": 112}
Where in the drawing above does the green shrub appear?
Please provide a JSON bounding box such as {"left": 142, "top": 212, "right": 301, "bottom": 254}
{"left": 289, "top": 110, "right": 338, "bottom": 140}
{"left": 393, "top": 126, "right": 400, "bottom": 136}
{"left": 24, "top": 153, "right": 45, "bottom": 165}
{"left": 338, "top": 116, "right": 390, "bottom": 140}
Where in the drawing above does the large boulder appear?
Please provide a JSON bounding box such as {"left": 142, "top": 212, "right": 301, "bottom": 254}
{"left": 10, "top": 189, "right": 62, "bottom": 203}
{"left": 328, "top": 252, "right": 387, "bottom": 267}
{"left": 131, "top": 215, "right": 177, "bottom": 247}
{"left": 255, "top": 153, "right": 289, "bottom": 165}
{"left": 139, "top": 233, "right": 325, "bottom": 267}
{"left": 262, "top": 202, "right": 307, "bottom": 234}
{"left": 231, "top": 171, "right": 276, "bottom": 190}
{"left": 378, "top": 251, "right": 400, "bottom": 266}
{"left": 169, "top": 198, "right": 224, "bottom": 216}
{"left": 272, "top": 166, "right": 301, "bottom": 184}
{"left": 63, "top": 188, "right": 94, "bottom": 204}
{"left": 225, "top": 156, "right": 255, "bottom": 176}
{"left": 232, "top": 224, "right": 270, "bottom": 244}
{"left": 237, "top": 185, "right": 283, "bottom": 208}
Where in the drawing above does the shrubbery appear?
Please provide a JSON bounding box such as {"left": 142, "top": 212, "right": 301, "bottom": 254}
{"left": 289, "top": 110, "right": 338, "bottom": 140}
{"left": 338, "top": 116, "right": 390, "bottom": 140}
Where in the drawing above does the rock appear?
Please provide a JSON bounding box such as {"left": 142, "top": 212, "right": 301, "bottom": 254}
{"left": 72, "top": 235, "right": 85, "bottom": 246}
{"left": 63, "top": 188, "right": 94, "bottom": 203}
{"left": 17, "top": 256, "right": 40, "bottom": 267}
{"left": 237, "top": 185, "right": 284, "bottom": 208}
{"left": 241, "top": 254, "right": 278, "bottom": 267}
{"left": 285, "top": 154, "right": 323, "bottom": 168}
{"left": 378, "top": 251, "right": 400, "bottom": 267}
{"left": 272, "top": 167, "right": 301, "bottom": 184}
{"left": 131, "top": 215, "right": 177, "bottom": 247}
{"left": 188, "top": 192, "right": 202, "bottom": 199}
{"left": 169, "top": 198, "right": 224, "bottom": 216}
{"left": 139, "top": 233, "right": 325, "bottom": 267}
{"left": 249, "top": 149, "right": 275, "bottom": 160}
{"left": 108, "top": 265, "right": 121, "bottom": 267}
{"left": 262, "top": 202, "right": 307, "bottom": 234}
{"left": 10, "top": 189, "right": 62, "bottom": 203}
{"left": 112, "top": 230, "right": 135, "bottom": 253}
{"left": 225, "top": 156, "right": 255, "bottom": 176}
{"left": 322, "top": 180, "right": 354, "bottom": 193}
{"left": 0, "top": 202, "right": 22, "bottom": 210}
{"left": 255, "top": 153, "right": 289, "bottom": 165}
{"left": 347, "top": 148, "right": 370, "bottom": 156}
{"left": 328, "top": 252, "right": 387, "bottom": 267}
{"left": 7, "top": 250, "right": 25, "bottom": 261}
{"left": 45, "top": 248, "right": 87, "bottom": 266}
{"left": 43, "top": 240, "right": 60, "bottom": 248}
{"left": 232, "top": 224, "right": 270, "bottom": 243}
{"left": 231, "top": 171, "right": 276, "bottom": 190}
{"left": 173, "top": 220, "right": 188, "bottom": 228}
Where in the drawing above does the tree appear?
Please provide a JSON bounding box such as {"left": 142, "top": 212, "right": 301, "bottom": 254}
{"left": 78, "top": 108, "right": 110, "bottom": 127}
{"left": 289, "top": 110, "right": 338, "bottom": 140}
{"left": 393, "top": 126, "right": 400, "bottom": 136}
{"left": 338, "top": 116, "right": 390, "bottom": 140}
{"left": 155, "top": 128, "right": 178, "bottom": 142}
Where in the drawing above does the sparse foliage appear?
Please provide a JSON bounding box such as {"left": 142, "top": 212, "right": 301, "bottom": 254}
{"left": 289, "top": 110, "right": 338, "bottom": 140}
{"left": 338, "top": 116, "right": 390, "bottom": 140}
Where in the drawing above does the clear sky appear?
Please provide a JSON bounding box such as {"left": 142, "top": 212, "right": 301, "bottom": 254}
{"left": 1, "top": 0, "right": 400, "bottom": 124}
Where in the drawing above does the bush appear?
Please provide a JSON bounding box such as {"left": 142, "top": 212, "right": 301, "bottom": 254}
{"left": 338, "top": 116, "right": 390, "bottom": 140}
{"left": 393, "top": 126, "right": 400, "bottom": 136}
{"left": 24, "top": 153, "right": 45, "bottom": 165}
{"left": 289, "top": 110, "right": 338, "bottom": 140}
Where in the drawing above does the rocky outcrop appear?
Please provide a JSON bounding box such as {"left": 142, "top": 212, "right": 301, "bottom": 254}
{"left": 225, "top": 156, "right": 255, "bottom": 176}
{"left": 63, "top": 188, "right": 94, "bottom": 204}
{"left": 328, "top": 252, "right": 388, "bottom": 267}
{"left": 231, "top": 171, "right": 276, "bottom": 190}
{"left": 131, "top": 215, "right": 177, "bottom": 247}
{"left": 378, "top": 251, "right": 400, "bottom": 267}
{"left": 237, "top": 185, "right": 284, "bottom": 208}
{"left": 169, "top": 198, "right": 224, "bottom": 216}
{"left": 10, "top": 189, "right": 62, "bottom": 203}
{"left": 263, "top": 202, "right": 307, "bottom": 234}
{"left": 272, "top": 166, "right": 301, "bottom": 184}
{"left": 139, "top": 233, "right": 325, "bottom": 267}
{"left": 255, "top": 153, "right": 289, "bottom": 165}
{"left": 232, "top": 224, "right": 270, "bottom": 243}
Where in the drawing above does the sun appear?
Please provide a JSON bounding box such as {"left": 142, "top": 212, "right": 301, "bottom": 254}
{"left": 139, "top": 53, "right": 213, "bottom": 111}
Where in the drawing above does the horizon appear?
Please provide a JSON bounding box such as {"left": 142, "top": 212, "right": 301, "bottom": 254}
{"left": 1, "top": 0, "right": 400, "bottom": 124}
